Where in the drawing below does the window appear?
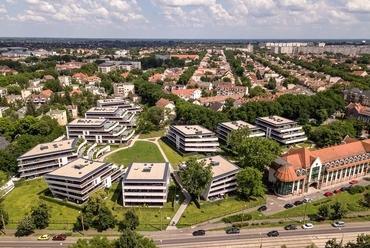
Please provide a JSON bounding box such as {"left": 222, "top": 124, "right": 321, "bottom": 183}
{"left": 310, "top": 167, "right": 320, "bottom": 181}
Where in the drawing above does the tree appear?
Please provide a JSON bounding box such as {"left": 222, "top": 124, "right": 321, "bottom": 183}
{"left": 115, "top": 228, "right": 158, "bottom": 248}
{"left": 325, "top": 238, "right": 344, "bottom": 248}
{"left": 236, "top": 167, "right": 266, "bottom": 200}
{"left": 179, "top": 158, "right": 213, "bottom": 202}
{"left": 120, "top": 209, "right": 139, "bottom": 230}
{"left": 0, "top": 204, "right": 9, "bottom": 230}
{"left": 235, "top": 137, "right": 281, "bottom": 171}
{"left": 94, "top": 205, "right": 116, "bottom": 232}
{"left": 227, "top": 126, "right": 250, "bottom": 153}
{"left": 315, "top": 109, "right": 328, "bottom": 125}
{"left": 318, "top": 205, "right": 330, "bottom": 219}
{"left": 305, "top": 244, "right": 318, "bottom": 248}
{"left": 364, "top": 193, "right": 370, "bottom": 208}
{"left": 31, "top": 202, "right": 51, "bottom": 229}
{"left": 16, "top": 215, "right": 36, "bottom": 236}
{"left": 68, "top": 236, "right": 115, "bottom": 248}
{"left": 331, "top": 201, "right": 347, "bottom": 220}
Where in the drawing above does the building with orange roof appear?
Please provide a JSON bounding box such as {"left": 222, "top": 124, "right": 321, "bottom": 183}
{"left": 148, "top": 73, "right": 164, "bottom": 83}
{"left": 155, "top": 98, "right": 176, "bottom": 121}
{"left": 172, "top": 89, "right": 201, "bottom": 100}
{"left": 72, "top": 73, "right": 89, "bottom": 84}
{"left": 171, "top": 54, "right": 199, "bottom": 60}
{"left": 345, "top": 102, "right": 370, "bottom": 123}
{"left": 269, "top": 137, "right": 370, "bottom": 197}
{"left": 352, "top": 71, "right": 368, "bottom": 77}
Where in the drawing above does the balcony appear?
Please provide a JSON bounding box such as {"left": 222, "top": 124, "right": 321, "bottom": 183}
{"left": 20, "top": 166, "right": 57, "bottom": 178}
{"left": 272, "top": 131, "right": 306, "bottom": 139}
{"left": 209, "top": 186, "right": 237, "bottom": 197}
{"left": 123, "top": 184, "right": 167, "bottom": 190}
{"left": 184, "top": 137, "right": 218, "bottom": 142}
{"left": 19, "top": 153, "right": 75, "bottom": 165}
{"left": 123, "top": 192, "right": 167, "bottom": 197}
{"left": 210, "top": 182, "right": 237, "bottom": 192}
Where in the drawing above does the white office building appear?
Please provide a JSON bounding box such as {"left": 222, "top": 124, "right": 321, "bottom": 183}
{"left": 85, "top": 107, "right": 136, "bottom": 127}
{"left": 217, "top": 121, "right": 265, "bottom": 143}
{"left": 96, "top": 99, "right": 142, "bottom": 114}
{"left": 122, "top": 162, "right": 170, "bottom": 207}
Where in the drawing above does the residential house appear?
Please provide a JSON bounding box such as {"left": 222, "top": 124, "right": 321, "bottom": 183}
{"left": 148, "top": 73, "right": 164, "bottom": 83}
{"left": 58, "top": 76, "right": 72, "bottom": 86}
{"left": 0, "top": 107, "right": 9, "bottom": 118}
{"left": 0, "top": 87, "right": 8, "bottom": 97}
{"left": 216, "top": 85, "right": 248, "bottom": 96}
{"left": 55, "top": 62, "right": 86, "bottom": 71}
{"left": 45, "top": 109, "right": 68, "bottom": 126}
{"left": 345, "top": 103, "right": 370, "bottom": 123}
{"left": 155, "top": 98, "right": 176, "bottom": 121}
{"left": 209, "top": 102, "right": 224, "bottom": 112}
{"left": 113, "top": 83, "right": 135, "bottom": 97}
{"left": 342, "top": 88, "right": 370, "bottom": 107}
{"left": 72, "top": 73, "right": 89, "bottom": 84}
{"left": 122, "top": 162, "right": 170, "bottom": 206}
{"left": 26, "top": 89, "right": 53, "bottom": 105}
{"left": 172, "top": 89, "right": 201, "bottom": 100}
{"left": 43, "top": 75, "right": 55, "bottom": 80}
{"left": 352, "top": 71, "right": 368, "bottom": 77}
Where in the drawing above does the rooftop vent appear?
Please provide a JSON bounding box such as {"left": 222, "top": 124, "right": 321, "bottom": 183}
{"left": 85, "top": 160, "right": 89, "bottom": 163}
{"left": 195, "top": 131, "right": 202, "bottom": 135}
{"left": 40, "top": 145, "right": 49, "bottom": 150}
{"left": 134, "top": 167, "right": 139, "bottom": 170}
{"left": 79, "top": 172, "right": 82, "bottom": 174}
{"left": 74, "top": 164, "right": 85, "bottom": 169}
{"left": 211, "top": 161, "right": 220, "bottom": 166}
{"left": 53, "top": 144, "right": 58, "bottom": 148}
{"left": 143, "top": 167, "right": 152, "bottom": 172}
{"left": 231, "top": 121, "right": 237, "bottom": 125}
{"left": 90, "top": 161, "right": 93, "bottom": 164}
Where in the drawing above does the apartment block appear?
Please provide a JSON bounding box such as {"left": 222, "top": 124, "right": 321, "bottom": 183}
{"left": 66, "top": 118, "right": 135, "bottom": 144}
{"left": 217, "top": 121, "right": 265, "bottom": 143}
{"left": 96, "top": 99, "right": 142, "bottom": 114}
{"left": 166, "top": 125, "right": 220, "bottom": 153}
{"left": 122, "top": 162, "right": 170, "bottom": 207}
{"left": 113, "top": 83, "right": 135, "bottom": 98}
{"left": 198, "top": 156, "right": 240, "bottom": 200}
{"left": 44, "top": 158, "right": 124, "bottom": 204}
{"left": 17, "top": 138, "right": 82, "bottom": 179}
{"left": 85, "top": 107, "right": 136, "bottom": 127}
{"left": 256, "top": 116, "right": 307, "bottom": 144}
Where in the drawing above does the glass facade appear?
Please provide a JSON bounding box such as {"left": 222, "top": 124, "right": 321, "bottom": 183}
{"left": 275, "top": 180, "right": 293, "bottom": 196}
{"left": 310, "top": 167, "right": 320, "bottom": 181}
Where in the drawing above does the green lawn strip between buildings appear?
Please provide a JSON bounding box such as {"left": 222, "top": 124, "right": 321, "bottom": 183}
{"left": 138, "top": 130, "right": 166, "bottom": 139}
{"left": 105, "top": 141, "right": 165, "bottom": 166}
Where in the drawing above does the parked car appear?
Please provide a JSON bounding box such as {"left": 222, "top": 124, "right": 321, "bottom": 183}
{"left": 226, "top": 228, "right": 240, "bottom": 234}
{"left": 350, "top": 180, "right": 358, "bottom": 185}
{"left": 258, "top": 205, "right": 267, "bottom": 212}
{"left": 303, "top": 198, "right": 313, "bottom": 203}
{"left": 294, "top": 200, "right": 304, "bottom": 206}
{"left": 284, "top": 224, "right": 297, "bottom": 230}
{"left": 284, "top": 203, "right": 294, "bottom": 209}
{"left": 38, "top": 234, "right": 50, "bottom": 241}
{"left": 333, "top": 189, "right": 342, "bottom": 194}
{"left": 267, "top": 230, "right": 279, "bottom": 237}
{"left": 324, "top": 191, "right": 333, "bottom": 197}
{"left": 332, "top": 221, "right": 346, "bottom": 227}
{"left": 52, "top": 234, "right": 67, "bottom": 241}
{"left": 302, "top": 223, "right": 314, "bottom": 229}
{"left": 193, "top": 230, "right": 206, "bottom": 236}
{"left": 340, "top": 187, "right": 350, "bottom": 191}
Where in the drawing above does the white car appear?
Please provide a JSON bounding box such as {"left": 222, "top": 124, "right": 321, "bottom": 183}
{"left": 332, "top": 221, "right": 345, "bottom": 227}
{"left": 302, "top": 223, "right": 314, "bottom": 229}
{"left": 303, "top": 198, "right": 313, "bottom": 203}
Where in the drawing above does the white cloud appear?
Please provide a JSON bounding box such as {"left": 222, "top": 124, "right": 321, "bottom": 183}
{"left": 25, "top": 0, "right": 40, "bottom": 4}
{"left": 17, "top": 13, "right": 46, "bottom": 22}
{"left": 6, "top": 0, "right": 17, "bottom": 4}
{"left": 0, "top": 8, "right": 7, "bottom": 14}
{"left": 346, "top": 0, "right": 370, "bottom": 13}
{"left": 152, "top": 0, "right": 213, "bottom": 7}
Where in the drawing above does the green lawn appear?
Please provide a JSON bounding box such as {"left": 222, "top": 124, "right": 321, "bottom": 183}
{"left": 177, "top": 196, "right": 265, "bottom": 227}
{"left": 2, "top": 179, "right": 79, "bottom": 229}
{"left": 105, "top": 141, "right": 165, "bottom": 166}
{"left": 139, "top": 130, "right": 166, "bottom": 139}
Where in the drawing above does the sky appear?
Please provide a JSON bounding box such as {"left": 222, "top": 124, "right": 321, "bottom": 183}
{"left": 0, "top": 0, "right": 369, "bottom": 39}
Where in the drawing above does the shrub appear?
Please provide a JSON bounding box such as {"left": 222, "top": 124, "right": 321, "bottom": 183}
{"left": 366, "top": 185, "right": 370, "bottom": 190}
{"left": 222, "top": 214, "right": 252, "bottom": 223}
{"left": 349, "top": 185, "right": 365, "bottom": 195}
{"left": 64, "top": 232, "right": 73, "bottom": 236}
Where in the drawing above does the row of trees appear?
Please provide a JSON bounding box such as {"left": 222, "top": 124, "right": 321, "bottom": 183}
{"left": 15, "top": 202, "right": 51, "bottom": 236}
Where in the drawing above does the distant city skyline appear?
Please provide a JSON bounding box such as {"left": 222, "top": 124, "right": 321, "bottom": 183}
{"left": 0, "top": 0, "right": 369, "bottom": 39}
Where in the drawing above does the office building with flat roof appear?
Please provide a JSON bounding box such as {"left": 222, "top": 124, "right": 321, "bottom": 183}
{"left": 122, "top": 162, "right": 170, "bottom": 207}
{"left": 217, "top": 121, "right": 265, "bottom": 143}
{"left": 85, "top": 107, "right": 136, "bottom": 127}
{"left": 166, "top": 125, "right": 220, "bottom": 153}
{"left": 44, "top": 158, "right": 124, "bottom": 204}
{"left": 96, "top": 99, "right": 142, "bottom": 114}
{"left": 256, "top": 115, "right": 307, "bottom": 144}
{"left": 17, "top": 138, "right": 82, "bottom": 179}
{"left": 66, "top": 118, "right": 135, "bottom": 144}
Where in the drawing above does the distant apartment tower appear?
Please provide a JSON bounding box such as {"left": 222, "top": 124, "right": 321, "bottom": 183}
{"left": 122, "top": 162, "right": 170, "bottom": 207}
{"left": 256, "top": 116, "right": 307, "bottom": 145}
{"left": 96, "top": 99, "right": 142, "bottom": 114}
{"left": 66, "top": 118, "right": 135, "bottom": 144}
{"left": 113, "top": 83, "right": 135, "bottom": 97}
{"left": 217, "top": 121, "right": 265, "bottom": 143}
{"left": 44, "top": 158, "right": 124, "bottom": 204}
{"left": 85, "top": 107, "right": 136, "bottom": 127}
{"left": 166, "top": 125, "right": 220, "bottom": 152}
{"left": 18, "top": 139, "right": 82, "bottom": 179}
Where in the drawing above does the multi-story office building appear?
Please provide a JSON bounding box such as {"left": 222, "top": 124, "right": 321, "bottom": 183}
{"left": 85, "top": 107, "right": 136, "bottom": 127}
{"left": 197, "top": 156, "right": 240, "bottom": 200}
{"left": 66, "top": 118, "right": 135, "bottom": 144}
{"left": 269, "top": 137, "right": 370, "bottom": 198}
{"left": 217, "top": 121, "right": 265, "bottom": 143}
{"left": 256, "top": 116, "right": 307, "bottom": 144}
{"left": 44, "top": 158, "right": 124, "bottom": 204}
{"left": 166, "top": 125, "right": 220, "bottom": 153}
{"left": 122, "top": 162, "right": 170, "bottom": 206}
{"left": 96, "top": 99, "right": 142, "bottom": 114}
{"left": 17, "top": 138, "right": 82, "bottom": 179}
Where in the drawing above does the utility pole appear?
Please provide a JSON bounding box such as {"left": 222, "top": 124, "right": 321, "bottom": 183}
{"left": 160, "top": 207, "right": 163, "bottom": 231}
{"left": 303, "top": 202, "right": 308, "bottom": 224}
{"left": 241, "top": 205, "right": 246, "bottom": 228}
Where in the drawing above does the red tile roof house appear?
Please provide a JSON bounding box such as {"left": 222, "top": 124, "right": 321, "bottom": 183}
{"left": 172, "top": 89, "right": 202, "bottom": 100}
{"left": 156, "top": 98, "right": 176, "bottom": 121}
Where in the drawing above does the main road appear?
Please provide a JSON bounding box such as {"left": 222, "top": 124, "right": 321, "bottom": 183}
{"left": 0, "top": 223, "right": 369, "bottom": 248}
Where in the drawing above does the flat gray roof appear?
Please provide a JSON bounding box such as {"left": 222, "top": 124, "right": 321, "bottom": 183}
{"left": 124, "top": 162, "right": 169, "bottom": 181}
{"left": 85, "top": 107, "right": 120, "bottom": 114}
{"left": 19, "top": 139, "right": 77, "bottom": 159}
{"left": 68, "top": 118, "right": 107, "bottom": 126}
{"left": 219, "top": 121, "right": 258, "bottom": 131}
{"left": 171, "top": 125, "right": 215, "bottom": 136}
{"left": 257, "top": 115, "right": 296, "bottom": 126}
{"left": 46, "top": 158, "right": 108, "bottom": 179}
{"left": 197, "top": 155, "right": 240, "bottom": 179}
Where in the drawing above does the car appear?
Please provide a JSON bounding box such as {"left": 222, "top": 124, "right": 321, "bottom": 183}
{"left": 350, "top": 180, "right": 358, "bottom": 185}
{"left": 193, "top": 230, "right": 206, "bottom": 236}
{"left": 340, "top": 187, "right": 350, "bottom": 191}
{"left": 258, "top": 205, "right": 267, "bottom": 212}
{"left": 267, "top": 230, "right": 279, "bottom": 237}
{"left": 324, "top": 191, "right": 333, "bottom": 197}
{"left": 284, "top": 224, "right": 297, "bottom": 230}
{"left": 226, "top": 228, "right": 240, "bottom": 234}
{"left": 332, "top": 221, "right": 346, "bottom": 227}
{"left": 52, "top": 234, "right": 67, "bottom": 241}
{"left": 302, "top": 223, "right": 314, "bottom": 229}
{"left": 284, "top": 203, "right": 294, "bottom": 209}
{"left": 37, "top": 234, "right": 50, "bottom": 241}
{"left": 294, "top": 200, "right": 304, "bottom": 206}
{"left": 303, "top": 198, "right": 313, "bottom": 203}
{"left": 333, "top": 189, "right": 342, "bottom": 194}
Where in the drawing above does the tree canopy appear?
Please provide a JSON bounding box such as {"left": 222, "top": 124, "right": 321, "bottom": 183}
{"left": 236, "top": 167, "right": 266, "bottom": 200}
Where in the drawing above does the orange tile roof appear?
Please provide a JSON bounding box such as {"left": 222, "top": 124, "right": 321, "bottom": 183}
{"left": 172, "top": 89, "right": 196, "bottom": 98}
{"left": 42, "top": 89, "right": 53, "bottom": 97}
{"left": 171, "top": 54, "right": 199, "bottom": 60}
{"left": 156, "top": 98, "right": 173, "bottom": 107}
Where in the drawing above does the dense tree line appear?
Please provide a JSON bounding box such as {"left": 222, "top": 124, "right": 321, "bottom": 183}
{"left": 224, "top": 50, "right": 245, "bottom": 77}
{"left": 177, "top": 66, "right": 197, "bottom": 85}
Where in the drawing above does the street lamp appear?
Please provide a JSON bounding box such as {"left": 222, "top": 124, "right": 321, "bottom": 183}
{"left": 259, "top": 232, "right": 263, "bottom": 248}
{"left": 160, "top": 207, "right": 163, "bottom": 231}
{"left": 303, "top": 202, "right": 309, "bottom": 224}
{"left": 339, "top": 228, "right": 344, "bottom": 245}
{"left": 241, "top": 205, "right": 246, "bottom": 228}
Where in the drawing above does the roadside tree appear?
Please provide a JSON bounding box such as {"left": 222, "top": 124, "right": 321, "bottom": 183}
{"left": 236, "top": 167, "right": 266, "bottom": 200}
{"left": 16, "top": 215, "right": 36, "bottom": 236}
{"left": 31, "top": 202, "right": 51, "bottom": 229}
